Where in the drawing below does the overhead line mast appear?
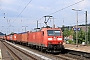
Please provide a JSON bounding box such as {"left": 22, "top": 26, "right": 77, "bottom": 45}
{"left": 85, "top": 11, "right": 88, "bottom": 45}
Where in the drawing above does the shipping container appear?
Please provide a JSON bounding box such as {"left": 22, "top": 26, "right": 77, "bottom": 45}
{"left": 21, "top": 32, "right": 28, "bottom": 43}
{"left": 10, "top": 35, "right": 13, "bottom": 40}
{"left": 16, "top": 33, "right": 22, "bottom": 42}
{"left": 6, "top": 35, "right": 10, "bottom": 41}
{"left": 12, "top": 33, "right": 17, "bottom": 41}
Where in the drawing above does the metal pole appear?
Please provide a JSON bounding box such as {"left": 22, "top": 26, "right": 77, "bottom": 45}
{"left": 53, "top": 17, "right": 54, "bottom": 28}
{"left": 85, "top": 11, "right": 88, "bottom": 45}
{"left": 76, "top": 11, "right": 78, "bottom": 47}
{"left": 22, "top": 26, "right": 28, "bottom": 32}
{"left": 72, "top": 9, "right": 81, "bottom": 47}
{"left": 37, "top": 20, "right": 38, "bottom": 28}
{"left": 24, "top": 26, "right": 27, "bottom": 32}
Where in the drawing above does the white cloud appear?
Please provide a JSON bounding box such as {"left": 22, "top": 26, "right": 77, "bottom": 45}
{"left": 72, "top": 0, "right": 89, "bottom": 9}
{"left": 1, "top": 0, "right": 15, "bottom": 4}
{"left": 78, "top": 0, "right": 90, "bottom": 9}
{"left": 2, "top": 6, "right": 17, "bottom": 12}
{"left": 39, "top": 6, "right": 51, "bottom": 11}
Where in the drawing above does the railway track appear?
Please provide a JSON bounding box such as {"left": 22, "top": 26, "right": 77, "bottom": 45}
{"left": 2, "top": 41, "right": 37, "bottom": 60}
{"left": 2, "top": 41, "right": 53, "bottom": 60}
{"left": 54, "top": 53, "right": 89, "bottom": 60}
{"left": 1, "top": 40, "right": 90, "bottom": 60}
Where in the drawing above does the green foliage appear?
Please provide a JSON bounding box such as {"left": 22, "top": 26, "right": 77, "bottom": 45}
{"left": 10, "top": 32, "right": 15, "bottom": 34}
{"left": 73, "top": 29, "right": 85, "bottom": 44}
{"left": 78, "top": 29, "right": 85, "bottom": 44}
{"left": 68, "top": 40, "right": 73, "bottom": 44}
{"left": 63, "top": 28, "right": 74, "bottom": 37}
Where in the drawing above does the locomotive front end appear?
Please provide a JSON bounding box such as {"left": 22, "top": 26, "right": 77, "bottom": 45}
{"left": 47, "top": 28, "right": 64, "bottom": 53}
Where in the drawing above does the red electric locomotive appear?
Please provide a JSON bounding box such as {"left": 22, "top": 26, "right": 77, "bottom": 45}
{"left": 28, "top": 16, "right": 64, "bottom": 53}
{"left": 28, "top": 27, "right": 64, "bottom": 53}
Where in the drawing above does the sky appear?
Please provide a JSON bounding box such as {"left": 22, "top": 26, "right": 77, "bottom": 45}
{"left": 0, "top": 0, "right": 90, "bottom": 34}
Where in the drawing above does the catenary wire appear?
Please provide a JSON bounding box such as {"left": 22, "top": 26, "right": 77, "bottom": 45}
{"left": 9, "top": 0, "right": 32, "bottom": 27}
{"left": 49, "top": 0, "right": 84, "bottom": 15}
{"left": 9, "top": 0, "right": 24, "bottom": 22}
{"left": 36, "top": 0, "right": 84, "bottom": 24}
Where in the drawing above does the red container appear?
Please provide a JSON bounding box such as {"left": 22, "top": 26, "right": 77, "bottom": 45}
{"left": 12, "top": 33, "right": 17, "bottom": 41}
{"left": 16, "top": 33, "right": 22, "bottom": 42}
{"left": 10, "top": 35, "right": 13, "bottom": 40}
{"left": 6, "top": 35, "right": 10, "bottom": 40}
{"left": 21, "top": 32, "right": 28, "bottom": 43}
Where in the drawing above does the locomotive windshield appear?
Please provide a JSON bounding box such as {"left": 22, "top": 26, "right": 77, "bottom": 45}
{"left": 47, "top": 30, "right": 61, "bottom": 36}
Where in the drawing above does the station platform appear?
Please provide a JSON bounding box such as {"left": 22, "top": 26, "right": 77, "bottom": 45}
{"left": 64, "top": 43, "right": 90, "bottom": 53}
{"left": 0, "top": 40, "right": 13, "bottom": 60}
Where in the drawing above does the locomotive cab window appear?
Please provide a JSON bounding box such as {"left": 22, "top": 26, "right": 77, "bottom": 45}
{"left": 47, "top": 30, "right": 61, "bottom": 36}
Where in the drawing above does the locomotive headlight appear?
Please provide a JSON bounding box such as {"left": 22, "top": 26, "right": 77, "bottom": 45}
{"left": 57, "top": 38, "right": 62, "bottom": 41}
{"left": 48, "top": 38, "right": 52, "bottom": 41}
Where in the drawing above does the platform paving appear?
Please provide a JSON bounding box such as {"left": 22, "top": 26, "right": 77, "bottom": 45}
{"left": 64, "top": 43, "right": 90, "bottom": 53}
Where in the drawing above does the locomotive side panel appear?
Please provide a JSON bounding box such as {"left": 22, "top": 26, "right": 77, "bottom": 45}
{"left": 35, "top": 31, "right": 43, "bottom": 46}
{"left": 28, "top": 32, "right": 43, "bottom": 45}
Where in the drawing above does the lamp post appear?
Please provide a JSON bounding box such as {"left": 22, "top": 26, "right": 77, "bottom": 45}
{"left": 72, "top": 8, "right": 81, "bottom": 47}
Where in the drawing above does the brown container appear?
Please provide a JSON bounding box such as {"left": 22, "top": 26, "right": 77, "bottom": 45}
{"left": 16, "top": 33, "right": 22, "bottom": 42}
{"left": 21, "top": 32, "right": 28, "bottom": 43}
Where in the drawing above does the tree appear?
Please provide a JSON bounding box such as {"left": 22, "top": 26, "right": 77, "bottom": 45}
{"left": 63, "top": 28, "right": 69, "bottom": 37}
{"left": 73, "top": 29, "right": 85, "bottom": 44}
{"left": 63, "top": 28, "right": 74, "bottom": 37}
{"left": 10, "top": 32, "right": 15, "bottom": 34}
{"left": 78, "top": 29, "right": 85, "bottom": 44}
